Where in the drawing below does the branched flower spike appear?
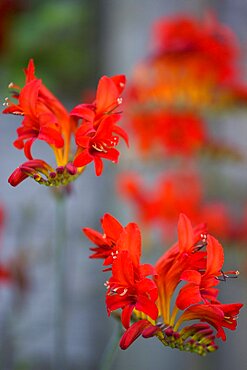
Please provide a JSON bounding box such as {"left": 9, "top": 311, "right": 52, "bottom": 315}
{"left": 3, "top": 59, "right": 128, "bottom": 187}
{"left": 83, "top": 213, "right": 243, "bottom": 355}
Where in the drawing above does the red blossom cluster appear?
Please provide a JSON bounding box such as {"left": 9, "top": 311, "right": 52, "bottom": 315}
{"left": 3, "top": 59, "right": 128, "bottom": 186}
{"left": 117, "top": 171, "right": 231, "bottom": 239}
{"left": 117, "top": 170, "right": 247, "bottom": 242}
{"left": 125, "top": 13, "right": 247, "bottom": 157}
{"left": 83, "top": 213, "right": 243, "bottom": 355}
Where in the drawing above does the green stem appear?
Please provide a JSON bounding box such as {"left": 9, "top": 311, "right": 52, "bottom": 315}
{"left": 99, "top": 321, "right": 122, "bottom": 370}
{"left": 54, "top": 192, "right": 68, "bottom": 370}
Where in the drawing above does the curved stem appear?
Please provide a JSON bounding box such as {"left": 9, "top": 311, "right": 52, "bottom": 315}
{"left": 54, "top": 192, "right": 68, "bottom": 370}
{"left": 99, "top": 321, "right": 122, "bottom": 370}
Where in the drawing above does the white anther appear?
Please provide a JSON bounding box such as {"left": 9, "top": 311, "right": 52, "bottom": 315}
{"left": 119, "top": 288, "right": 128, "bottom": 297}
{"left": 117, "top": 97, "right": 123, "bottom": 105}
{"left": 92, "top": 143, "right": 107, "bottom": 153}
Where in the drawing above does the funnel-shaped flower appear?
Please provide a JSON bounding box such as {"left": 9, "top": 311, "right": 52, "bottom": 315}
{"left": 84, "top": 213, "right": 243, "bottom": 355}
{"left": 3, "top": 59, "right": 128, "bottom": 187}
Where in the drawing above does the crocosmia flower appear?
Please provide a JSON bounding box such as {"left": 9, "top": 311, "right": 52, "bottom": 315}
{"left": 125, "top": 13, "right": 247, "bottom": 158}
{"left": 3, "top": 59, "right": 128, "bottom": 186}
{"left": 117, "top": 170, "right": 233, "bottom": 241}
{"left": 83, "top": 213, "right": 243, "bottom": 355}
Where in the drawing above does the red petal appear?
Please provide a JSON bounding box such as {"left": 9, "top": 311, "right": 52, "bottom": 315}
{"left": 8, "top": 168, "right": 29, "bottom": 187}
{"left": 24, "top": 59, "right": 36, "bottom": 82}
{"left": 70, "top": 104, "right": 95, "bottom": 121}
{"left": 139, "top": 263, "right": 156, "bottom": 278}
{"left": 94, "top": 156, "right": 103, "bottom": 176}
{"left": 96, "top": 76, "right": 121, "bottom": 114}
{"left": 135, "top": 295, "right": 158, "bottom": 321}
{"left": 111, "top": 250, "right": 135, "bottom": 286}
{"left": 121, "top": 305, "right": 135, "bottom": 329}
{"left": 176, "top": 283, "right": 202, "bottom": 310}
{"left": 19, "top": 79, "right": 41, "bottom": 117}
{"left": 73, "top": 150, "right": 93, "bottom": 167}
{"left": 178, "top": 213, "right": 194, "bottom": 253}
{"left": 180, "top": 269, "right": 202, "bottom": 284}
{"left": 75, "top": 122, "right": 95, "bottom": 144}
{"left": 38, "top": 126, "right": 64, "bottom": 148}
{"left": 96, "top": 147, "right": 119, "bottom": 162}
{"left": 102, "top": 213, "right": 123, "bottom": 242}
{"left": 206, "top": 235, "right": 224, "bottom": 276}
{"left": 136, "top": 278, "right": 158, "bottom": 301}
{"left": 110, "top": 75, "right": 126, "bottom": 94}
{"left": 116, "top": 223, "right": 141, "bottom": 269}
{"left": 83, "top": 228, "right": 107, "bottom": 247}
{"left": 119, "top": 320, "right": 151, "bottom": 350}
{"left": 113, "top": 125, "right": 129, "bottom": 146}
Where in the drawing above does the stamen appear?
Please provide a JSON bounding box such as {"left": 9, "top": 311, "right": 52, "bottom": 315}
{"left": 119, "top": 288, "right": 128, "bottom": 297}
{"left": 92, "top": 143, "right": 107, "bottom": 153}
{"left": 111, "top": 250, "right": 119, "bottom": 259}
{"left": 192, "top": 233, "right": 208, "bottom": 253}
{"left": 216, "top": 270, "right": 240, "bottom": 281}
{"left": 104, "top": 280, "right": 109, "bottom": 288}
{"left": 117, "top": 97, "right": 123, "bottom": 105}
{"left": 3, "top": 97, "right": 9, "bottom": 107}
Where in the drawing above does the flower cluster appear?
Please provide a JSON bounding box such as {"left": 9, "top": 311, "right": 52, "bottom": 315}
{"left": 3, "top": 59, "right": 128, "bottom": 186}
{"left": 125, "top": 13, "right": 247, "bottom": 157}
{"left": 117, "top": 170, "right": 234, "bottom": 241}
{"left": 83, "top": 213, "right": 243, "bottom": 355}
{"left": 118, "top": 170, "right": 247, "bottom": 245}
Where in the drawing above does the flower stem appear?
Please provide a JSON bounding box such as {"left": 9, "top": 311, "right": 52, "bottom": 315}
{"left": 99, "top": 321, "right": 122, "bottom": 370}
{"left": 53, "top": 192, "right": 68, "bottom": 370}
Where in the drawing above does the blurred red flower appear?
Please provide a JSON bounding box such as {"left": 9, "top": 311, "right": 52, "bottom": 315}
{"left": 117, "top": 170, "right": 233, "bottom": 241}
{"left": 125, "top": 13, "right": 247, "bottom": 158}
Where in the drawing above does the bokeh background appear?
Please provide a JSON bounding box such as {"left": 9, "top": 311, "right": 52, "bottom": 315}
{"left": 0, "top": 0, "right": 246, "bottom": 369}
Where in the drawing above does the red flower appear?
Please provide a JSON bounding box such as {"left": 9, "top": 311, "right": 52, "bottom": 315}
{"left": 85, "top": 213, "right": 243, "bottom": 355}
{"left": 0, "top": 264, "right": 12, "bottom": 283}
{"left": 152, "top": 13, "right": 238, "bottom": 82}
{"left": 106, "top": 250, "right": 158, "bottom": 328}
{"left": 117, "top": 170, "right": 234, "bottom": 241}
{"left": 158, "top": 111, "right": 206, "bottom": 156}
{"left": 73, "top": 115, "right": 121, "bottom": 176}
{"left": 72, "top": 74, "right": 128, "bottom": 176}
{"left": 3, "top": 60, "right": 68, "bottom": 160}
{"left": 8, "top": 159, "right": 53, "bottom": 187}
{"left": 124, "top": 13, "right": 247, "bottom": 159}
{"left": 176, "top": 235, "right": 224, "bottom": 309}
{"left": 83, "top": 213, "right": 124, "bottom": 264}
{"left": 176, "top": 303, "right": 243, "bottom": 341}
{"left": 105, "top": 222, "right": 158, "bottom": 328}
{"left": 3, "top": 59, "right": 128, "bottom": 186}
{"left": 71, "top": 75, "right": 126, "bottom": 127}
